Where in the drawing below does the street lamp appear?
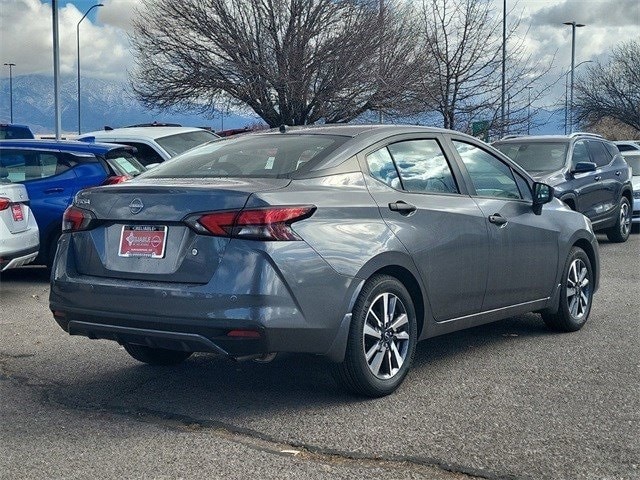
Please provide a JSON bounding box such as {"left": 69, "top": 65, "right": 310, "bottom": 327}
{"left": 563, "top": 60, "right": 593, "bottom": 134}
{"left": 77, "top": 3, "right": 103, "bottom": 135}
{"left": 563, "top": 21, "right": 586, "bottom": 134}
{"left": 3, "top": 63, "right": 15, "bottom": 123}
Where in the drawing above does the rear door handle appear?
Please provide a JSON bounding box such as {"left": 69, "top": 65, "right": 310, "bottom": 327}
{"left": 388, "top": 201, "right": 417, "bottom": 215}
{"left": 615, "top": 171, "right": 621, "bottom": 176}
{"left": 594, "top": 175, "right": 602, "bottom": 181}
{"left": 44, "top": 188, "right": 64, "bottom": 194}
{"left": 488, "top": 214, "right": 508, "bottom": 226}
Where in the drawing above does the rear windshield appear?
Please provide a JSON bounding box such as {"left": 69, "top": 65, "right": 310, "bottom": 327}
{"left": 155, "top": 130, "right": 219, "bottom": 156}
{"left": 105, "top": 150, "right": 146, "bottom": 177}
{"left": 141, "top": 134, "right": 348, "bottom": 179}
{"left": 495, "top": 142, "right": 568, "bottom": 173}
{"left": 0, "top": 126, "right": 35, "bottom": 139}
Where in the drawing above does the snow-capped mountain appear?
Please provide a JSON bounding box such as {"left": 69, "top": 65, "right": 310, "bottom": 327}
{"left": 0, "top": 74, "right": 258, "bottom": 134}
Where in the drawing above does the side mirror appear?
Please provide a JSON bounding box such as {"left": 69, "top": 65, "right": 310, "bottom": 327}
{"left": 532, "top": 182, "right": 554, "bottom": 215}
{"left": 572, "top": 161, "right": 597, "bottom": 173}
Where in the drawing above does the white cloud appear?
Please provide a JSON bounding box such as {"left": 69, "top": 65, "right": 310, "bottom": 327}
{"left": 0, "top": 0, "right": 132, "bottom": 80}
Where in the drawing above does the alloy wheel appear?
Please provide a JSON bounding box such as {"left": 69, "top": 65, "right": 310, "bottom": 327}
{"left": 620, "top": 202, "right": 631, "bottom": 237}
{"left": 362, "top": 292, "right": 411, "bottom": 379}
{"left": 566, "top": 258, "right": 591, "bottom": 320}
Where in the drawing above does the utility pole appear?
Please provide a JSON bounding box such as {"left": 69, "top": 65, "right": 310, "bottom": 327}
{"left": 526, "top": 86, "right": 533, "bottom": 135}
{"left": 378, "top": 0, "right": 384, "bottom": 124}
{"left": 3, "top": 63, "right": 15, "bottom": 123}
{"left": 500, "top": 0, "right": 506, "bottom": 136}
{"left": 77, "top": 4, "right": 104, "bottom": 134}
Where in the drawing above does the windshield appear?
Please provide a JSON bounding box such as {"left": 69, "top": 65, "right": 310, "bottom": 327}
{"left": 495, "top": 142, "right": 568, "bottom": 173}
{"left": 105, "top": 150, "right": 146, "bottom": 177}
{"left": 155, "top": 130, "right": 219, "bottom": 156}
{"left": 141, "top": 134, "right": 348, "bottom": 179}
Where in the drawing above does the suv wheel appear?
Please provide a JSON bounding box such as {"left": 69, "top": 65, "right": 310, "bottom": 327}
{"left": 606, "top": 197, "right": 631, "bottom": 243}
{"left": 334, "top": 275, "right": 417, "bottom": 397}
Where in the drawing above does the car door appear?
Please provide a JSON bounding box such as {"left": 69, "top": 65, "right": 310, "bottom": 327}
{"left": 449, "top": 139, "right": 560, "bottom": 311}
{"left": 362, "top": 135, "right": 490, "bottom": 322}
{"left": 586, "top": 140, "right": 620, "bottom": 224}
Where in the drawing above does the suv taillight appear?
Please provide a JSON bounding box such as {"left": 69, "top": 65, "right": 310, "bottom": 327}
{"left": 186, "top": 206, "right": 315, "bottom": 241}
{"left": 62, "top": 206, "right": 95, "bottom": 232}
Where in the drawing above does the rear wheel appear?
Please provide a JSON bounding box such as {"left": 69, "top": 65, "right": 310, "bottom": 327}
{"left": 542, "top": 247, "right": 593, "bottom": 332}
{"left": 334, "top": 275, "right": 417, "bottom": 397}
{"left": 606, "top": 197, "right": 631, "bottom": 243}
{"left": 123, "top": 343, "right": 193, "bottom": 365}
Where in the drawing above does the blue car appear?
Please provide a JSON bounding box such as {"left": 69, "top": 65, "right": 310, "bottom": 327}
{"left": 0, "top": 140, "right": 146, "bottom": 267}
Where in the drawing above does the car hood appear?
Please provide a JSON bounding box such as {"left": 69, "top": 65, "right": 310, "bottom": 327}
{"left": 529, "top": 170, "right": 566, "bottom": 186}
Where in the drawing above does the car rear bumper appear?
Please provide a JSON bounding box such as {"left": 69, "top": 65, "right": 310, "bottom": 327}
{"left": 50, "top": 235, "right": 358, "bottom": 360}
{"left": 0, "top": 244, "right": 39, "bottom": 271}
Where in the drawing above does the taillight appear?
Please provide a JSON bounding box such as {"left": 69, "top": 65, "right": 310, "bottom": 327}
{"left": 103, "top": 175, "right": 131, "bottom": 185}
{"left": 62, "top": 206, "right": 95, "bottom": 232}
{"left": 0, "top": 197, "right": 10, "bottom": 211}
{"left": 186, "top": 206, "right": 315, "bottom": 241}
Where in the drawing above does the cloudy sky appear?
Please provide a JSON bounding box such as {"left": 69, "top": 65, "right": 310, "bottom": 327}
{"left": 0, "top": 0, "right": 638, "bottom": 106}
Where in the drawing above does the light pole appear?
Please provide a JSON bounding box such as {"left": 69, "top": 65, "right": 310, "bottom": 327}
{"left": 77, "top": 3, "right": 103, "bottom": 134}
{"left": 563, "top": 21, "right": 585, "bottom": 134}
{"left": 501, "top": 0, "right": 506, "bottom": 136}
{"left": 3, "top": 63, "right": 15, "bottom": 123}
{"left": 564, "top": 60, "right": 592, "bottom": 134}
{"left": 526, "top": 86, "right": 532, "bottom": 135}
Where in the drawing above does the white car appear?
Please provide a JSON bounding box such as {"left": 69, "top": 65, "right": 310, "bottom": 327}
{"left": 0, "top": 179, "right": 39, "bottom": 271}
{"left": 614, "top": 140, "right": 640, "bottom": 153}
{"left": 78, "top": 126, "right": 219, "bottom": 166}
{"left": 620, "top": 151, "right": 640, "bottom": 232}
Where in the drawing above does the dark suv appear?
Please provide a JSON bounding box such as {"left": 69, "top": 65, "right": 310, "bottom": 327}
{"left": 494, "top": 133, "right": 633, "bottom": 242}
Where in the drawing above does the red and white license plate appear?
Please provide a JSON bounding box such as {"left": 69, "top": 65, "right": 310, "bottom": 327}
{"left": 118, "top": 225, "right": 167, "bottom": 258}
{"left": 11, "top": 204, "right": 24, "bottom": 222}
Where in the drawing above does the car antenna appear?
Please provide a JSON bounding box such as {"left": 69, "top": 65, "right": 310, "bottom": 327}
{"left": 279, "top": 124, "right": 286, "bottom": 134}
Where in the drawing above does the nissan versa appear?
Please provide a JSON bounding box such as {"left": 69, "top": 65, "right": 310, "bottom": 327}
{"left": 50, "top": 125, "right": 599, "bottom": 397}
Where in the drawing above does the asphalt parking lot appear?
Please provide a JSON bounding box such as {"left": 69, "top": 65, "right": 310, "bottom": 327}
{"left": 1, "top": 233, "right": 638, "bottom": 480}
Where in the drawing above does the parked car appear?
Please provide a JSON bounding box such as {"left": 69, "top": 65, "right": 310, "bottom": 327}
{"left": 0, "top": 179, "right": 39, "bottom": 272}
{"left": 50, "top": 125, "right": 600, "bottom": 397}
{"left": 614, "top": 140, "right": 640, "bottom": 153}
{"left": 620, "top": 150, "right": 640, "bottom": 232}
{"left": 78, "top": 126, "right": 219, "bottom": 166}
{"left": 0, "top": 140, "right": 146, "bottom": 267}
{"left": 494, "top": 133, "right": 633, "bottom": 242}
{"left": 0, "top": 124, "right": 35, "bottom": 140}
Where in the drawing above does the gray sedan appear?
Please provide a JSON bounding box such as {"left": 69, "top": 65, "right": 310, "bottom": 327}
{"left": 50, "top": 125, "right": 599, "bottom": 397}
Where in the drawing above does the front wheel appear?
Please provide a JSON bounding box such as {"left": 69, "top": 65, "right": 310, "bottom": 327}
{"left": 542, "top": 247, "right": 594, "bottom": 332}
{"left": 606, "top": 197, "right": 631, "bottom": 243}
{"left": 123, "top": 343, "right": 193, "bottom": 365}
{"left": 334, "top": 275, "right": 418, "bottom": 397}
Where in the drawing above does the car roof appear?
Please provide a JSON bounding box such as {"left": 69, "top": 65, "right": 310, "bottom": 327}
{"left": 0, "top": 123, "right": 32, "bottom": 129}
{"left": 79, "top": 126, "right": 215, "bottom": 141}
{"left": 255, "top": 124, "right": 453, "bottom": 139}
{"left": 0, "top": 139, "right": 133, "bottom": 155}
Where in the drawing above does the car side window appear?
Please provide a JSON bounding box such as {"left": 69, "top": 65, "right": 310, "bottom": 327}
{"left": 452, "top": 141, "right": 522, "bottom": 199}
{"left": 0, "top": 150, "right": 70, "bottom": 182}
{"left": 386, "top": 140, "right": 458, "bottom": 194}
{"left": 366, "top": 147, "right": 402, "bottom": 189}
{"left": 571, "top": 141, "right": 590, "bottom": 168}
{"left": 587, "top": 141, "right": 612, "bottom": 167}
{"left": 120, "top": 142, "right": 164, "bottom": 166}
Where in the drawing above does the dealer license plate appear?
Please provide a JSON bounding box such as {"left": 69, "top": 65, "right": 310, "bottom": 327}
{"left": 11, "top": 204, "right": 24, "bottom": 222}
{"left": 118, "top": 225, "right": 167, "bottom": 258}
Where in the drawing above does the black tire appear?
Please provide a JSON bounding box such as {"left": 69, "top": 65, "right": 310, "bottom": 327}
{"left": 542, "top": 247, "right": 594, "bottom": 332}
{"left": 605, "top": 196, "right": 631, "bottom": 243}
{"left": 123, "top": 343, "right": 193, "bottom": 366}
{"left": 334, "top": 275, "right": 418, "bottom": 397}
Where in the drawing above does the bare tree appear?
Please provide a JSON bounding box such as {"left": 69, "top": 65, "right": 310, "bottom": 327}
{"left": 574, "top": 41, "right": 640, "bottom": 132}
{"left": 414, "top": 0, "right": 554, "bottom": 136}
{"left": 130, "top": 0, "right": 421, "bottom": 127}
